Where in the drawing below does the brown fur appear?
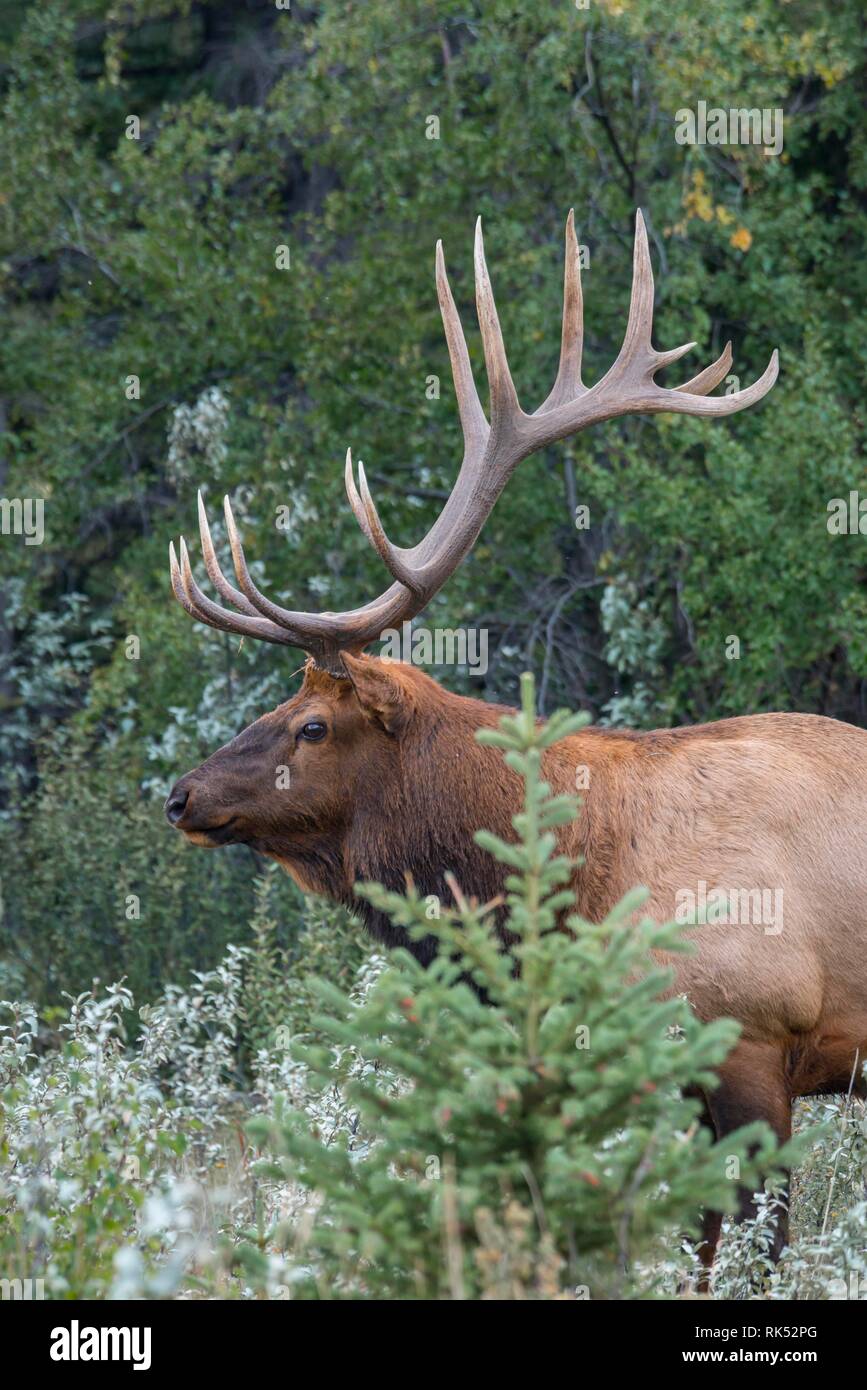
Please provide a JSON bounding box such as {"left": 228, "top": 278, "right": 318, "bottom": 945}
{"left": 166, "top": 655, "right": 867, "bottom": 1273}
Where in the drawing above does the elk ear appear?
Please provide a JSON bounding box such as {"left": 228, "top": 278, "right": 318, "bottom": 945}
{"left": 342, "top": 652, "right": 412, "bottom": 734}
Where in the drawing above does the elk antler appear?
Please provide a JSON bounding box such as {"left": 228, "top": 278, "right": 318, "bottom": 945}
{"left": 170, "top": 209, "right": 778, "bottom": 674}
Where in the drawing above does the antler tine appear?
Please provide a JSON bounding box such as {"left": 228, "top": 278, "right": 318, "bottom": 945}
{"left": 344, "top": 447, "right": 374, "bottom": 546}
{"left": 356, "top": 461, "right": 425, "bottom": 597}
{"left": 169, "top": 539, "right": 198, "bottom": 619}
{"left": 197, "top": 490, "right": 261, "bottom": 616}
{"left": 342, "top": 233, "right": 507, "bottom": 607}
{"left": 171, "top": 537, "right": 293, "bottom": 645}
{"left": 616, "top": 210, "right": 697, "bottom": 375}
{"left": 435, "top": 240, "right": 489, "bottom": 455}
{"left": 474, "top": 217, "right": 522, "bottom": 430}
{"left": 676, "top": 341, "right": 733, "bottom": 395}
{"left": 663, "top": 348, "right": 779, "bottom": 416}
{"left": 337, "top": 235, "right": 504, "bottom": 609}
{"left": 537, "top": 208, "right": 586, "bottom": 414}
{"left": 616, "top": 208, "right": 657, "bottom": 366}
{"left": 222, "top": 495, "right": 320, "bottom": 633}
{"left": 344, "top": 449, "right": 424, "bottom": 597}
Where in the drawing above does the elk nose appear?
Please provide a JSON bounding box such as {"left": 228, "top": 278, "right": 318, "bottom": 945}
{"left": 165, "top": 788, "right": 189, "bottom": 826}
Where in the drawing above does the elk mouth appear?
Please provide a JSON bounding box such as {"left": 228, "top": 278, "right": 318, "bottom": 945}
{"left": 180, "top": 816, "right": 246, "bottom": 848}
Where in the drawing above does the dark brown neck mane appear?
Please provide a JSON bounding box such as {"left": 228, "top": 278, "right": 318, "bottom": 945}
{"left": 286, "top": 681, "right": 609, "bottom": 964}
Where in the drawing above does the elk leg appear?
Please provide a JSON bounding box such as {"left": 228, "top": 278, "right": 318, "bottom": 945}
{"left": 695, "top": 1209, "right": 723, "bottom": 1292}
{"left": 696, "top": 1045, "right": 792, "bottom": 1289}
{"left": 684, "top": 1091, "right": 722, "bottom": 1290}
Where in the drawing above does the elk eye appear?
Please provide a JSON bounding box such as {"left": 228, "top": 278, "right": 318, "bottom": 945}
{"left": 299, "top": 720, "right": 327, "bottom": 742}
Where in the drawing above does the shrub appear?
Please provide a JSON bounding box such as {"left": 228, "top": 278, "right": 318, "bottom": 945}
{"left": 0, "top": 732, "right": 307, "bottom": 1011}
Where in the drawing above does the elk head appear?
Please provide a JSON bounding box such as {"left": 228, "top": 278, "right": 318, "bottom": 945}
{"left": 165, "top": 208, "right": 778, "bottom": 913}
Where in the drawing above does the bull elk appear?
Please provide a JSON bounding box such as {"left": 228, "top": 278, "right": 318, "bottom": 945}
{"left": 165, "top": 208, "right": 864, "bottom": 1279}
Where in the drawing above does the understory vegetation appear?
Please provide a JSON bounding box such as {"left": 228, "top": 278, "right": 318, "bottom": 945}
{"left": 4, "top": 929, "right": 865, "bottom": 1299}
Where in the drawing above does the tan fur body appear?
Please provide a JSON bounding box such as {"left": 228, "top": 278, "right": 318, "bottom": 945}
{"left": 550, "top": 714, "right": 867, "bottom": 1090}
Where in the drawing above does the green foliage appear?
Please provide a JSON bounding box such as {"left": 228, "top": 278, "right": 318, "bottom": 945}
{"left": 0, "top": 907, "right": 374, "bottom": 1300}
{"left": 0, "top": 724, "right": 308, "bottom": 1007}
{"left": 2, "top": 0, "right": 867, "bottom": 995}
{"left": 0, "top": 985, "right": 182, "bottom": 1298}
{"left": 240, "top": 864, "right": 370, "bottom": 1060}
{"left": 248, "top": 676, "right": 795, "bottom": 1298}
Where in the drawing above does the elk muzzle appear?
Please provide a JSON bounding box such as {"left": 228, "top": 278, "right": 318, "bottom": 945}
{"left": 164, "top": 773, "right": 245, "bottom": 846}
